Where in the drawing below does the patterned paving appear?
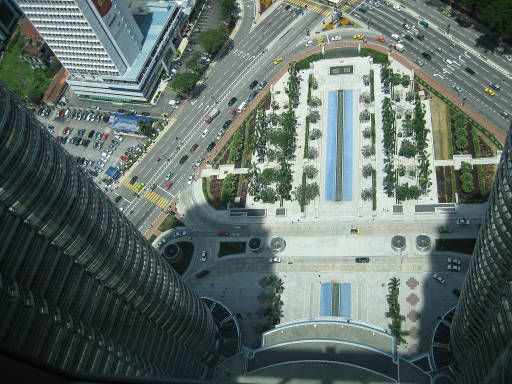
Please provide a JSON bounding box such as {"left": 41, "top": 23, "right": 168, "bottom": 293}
{"left": 122, "top": 179, "right": 171, "bottom": 208}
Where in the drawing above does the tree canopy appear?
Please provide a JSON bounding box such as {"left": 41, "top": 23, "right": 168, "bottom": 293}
{"left": 198, "top": 29, "right": 229, "bottom": 55}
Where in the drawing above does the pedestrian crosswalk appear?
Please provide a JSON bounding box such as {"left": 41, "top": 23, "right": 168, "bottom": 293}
{"left": 284, "top": 0, "right": 360, "bottom": 17}
{"left": 286, "top": 0, "right": 331, "bottom": 16}
{"left": 122, "top": 180, "right": 170, "bottom": 208}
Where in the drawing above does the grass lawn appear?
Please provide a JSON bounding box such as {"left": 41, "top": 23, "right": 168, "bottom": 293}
{"left": 0, "top": 31, "right": 59, "bottom": 102}
{"left": 157, "top": 216, "right": 183, "bottom": 232}
{"left": 218, "top": 241, "right": 247, "bottom": 257}
{"left": 148, "top": 234, "right": 157, "bottom": 243}
{"left": 430, "top": 97, "right": 451, "bottom": 160}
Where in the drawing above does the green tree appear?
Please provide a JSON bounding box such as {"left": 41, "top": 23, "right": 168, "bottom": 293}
{"left": 198, "top": 29, "right": 229, "bottom": 55}
{"left": 221, "top": 174, "right": 238, "bottom": 202}
{"left": 361, "top": 188, "right": 373, "bottom": 201}
{"left": 309, "top": 128, "right": 322, "bottom": 140}
{"left": 362, "top": 164, "right": 374, "bottom": 178}
{"left": 261, "top": 168, "right": 277, "bottom": 184}
{"left": 185, "top": 52, "right": 203, "bottom": 73}
{"left": 362, "top": 128, "right": 372, "bottom": 139}
{"left": 362, "top": 145, "right": 375, "bottom": 158}
{"left": 170, "top": 72, "right": 201, "bottom": 95}
{"left": 305, "top": 147, "right": 318, "bottom": 159}
{"left": 259, "top": 187, "right": 277, "bottom": 203}
{"left": 294, "top": 182, "right": 319, "bottom": 205}
{"left": 303, "top": 165, "right": 318, "bottom": 179}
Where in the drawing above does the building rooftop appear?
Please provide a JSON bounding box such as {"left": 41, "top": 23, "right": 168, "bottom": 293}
{"left": 43, "top": 67, "right": 68, "bottom": 105}
{"left": 120, "top": 1, "right": 176, "bottom": 81}
{"left": 19, "top": 18, "right": 41, "bottom": 40}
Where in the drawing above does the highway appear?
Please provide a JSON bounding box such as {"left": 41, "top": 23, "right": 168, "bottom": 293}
{"left": 111, "top": 0, "right": 509, "bottom": 234}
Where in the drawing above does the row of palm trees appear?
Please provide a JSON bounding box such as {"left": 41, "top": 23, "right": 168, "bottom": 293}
{"left": 386, "top": 277, "right": 407, "bottom": 344}
{"left": 262, "top": 275, "right": 285, "bottom": 327}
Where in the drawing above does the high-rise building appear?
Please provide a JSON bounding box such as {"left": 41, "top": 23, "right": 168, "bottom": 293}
{"left": 14, "top": 0, "right": 186, "bottom": 102}
{"left": 450, "top": 128, "right": 512, "bottom": 383}
{"left": 0, "top": 84, "right": 219, "bottom": 380}
{"left": 0, "top": 0, "right": 22, "bottom": 42}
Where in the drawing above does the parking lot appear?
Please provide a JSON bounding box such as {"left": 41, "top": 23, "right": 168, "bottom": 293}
{"left": 39, "top": 107, "right": 145, "bottom": 189}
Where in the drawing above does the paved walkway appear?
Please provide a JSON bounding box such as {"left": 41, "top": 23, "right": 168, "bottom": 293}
{"left": 434, "top": 153, "right": 501, "bottom": 169}
{"left": 201, "top": 164, "right": 249, "bottom": 178}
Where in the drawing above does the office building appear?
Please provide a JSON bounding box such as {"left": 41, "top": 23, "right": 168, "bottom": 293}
{"left": 450, "top": 127, "right": 512, "bottom": 383}
{"left": 15, "top": 0, "right": 186, "bottom": 102}
{"left": 0, "top": 0, "right": 22, "bottom": 42}
{"left": 0, "top": 84, "right": 219, "bottom": 380}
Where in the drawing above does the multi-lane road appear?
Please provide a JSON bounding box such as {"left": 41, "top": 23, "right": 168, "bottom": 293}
{"left": 111, "top": 0, "right": 509, "bottom": 234}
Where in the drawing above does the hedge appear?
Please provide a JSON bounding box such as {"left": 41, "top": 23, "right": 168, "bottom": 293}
{"left": 295, "top": 53, "right": 323, "bottom": 71}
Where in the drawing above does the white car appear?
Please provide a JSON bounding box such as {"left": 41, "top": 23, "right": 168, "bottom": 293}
{"left": 107, "top": 149, "right": 113, "bottom": 155}
{"left": 201, "top": 251, "right": 207, "bottom": 262}
{"left": 99, "top": 157, "right": 108, "bottom": 163}
{"left": 331, "top": 35, "right": 342, "bottom": 41}
{"left": 101, "top": 152, "right": 110, "bottom": 159}
{"left": 393, "top": 4, "right": 401, "bottom": 10}
{"left": 432, "top": 273, "right": 446, "bottom": 284}
{"left": 403, "top": 23, "right": 411, "bottom": 30}
{"left": 114, "top": 134, "right": 123, "bottom": 142}
{"left": 201, "top": 128, "right": 209, "bottom": 138}
{"left": 448, "top": 258, "right": 461, "bottom": 265}
{"left": 445, "top": 58, "right": 454, "bottom": 65}
{"left": 305, "top": 40, "right": 314, "bottom": 47}
{"left": 447, "top": 264, "right": 461, "bottom": 271}
{"left": 456, "top": 218, "right": 470, "bottom": 225}
{"left": 216, "top": 132, "right": 222, "bottom": 141}
{"left": 391, "top": 33, "right": 401, "bottom": 42}
{"left": 268, "top": 257, "right": 281, "bottom": 263}
{"left": 187, "top": 175, "right": 193, "bottom": 184}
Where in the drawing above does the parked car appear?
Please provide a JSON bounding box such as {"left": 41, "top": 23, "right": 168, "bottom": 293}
{"left": 228, "top": 97, "right": 237, "bottom": 106}
{"left": 355, "top": 257, "right": 370, "bottom": 263}
{"left": 165, "top": 171, "right": 174, "bottom": 180}
{"left": 432, "top": 273, "right": 446, "bottom": 284}
{"left": 207, "top": 142, "right": 216, "bottom": 152}
{"left": 268, "top": 257, "right": 281, "bottom": 263}
{"left": 130, "top": 176, "right": 138, "bottom": 185}
{"left": 187, "top": 175, "right": 193, "bottom": 184}
{"left": 258, "top": 80, "right": 268, "bottom": 90}
{"left": 201, "top": 251, "right": 207, "bottom": 262}
{"left": 249, "top": 80, "right": 258, "bottom": 89}
{"left": 166, "top": 180, "right": 174, "bottom": 189}
{"left": 190, "top": 143, "right": 199, "bottom": 152}
{"left": 222, "top": 120, "right": 232, "bottom": 129}
{"left": 179, "top": 155, "right": 189, "bottom": 164}
{"left": 114, "top": 196, "right": 123, "bottom": 203}
{"left": 456, "top": 218, "right": 470, "bottom": 225}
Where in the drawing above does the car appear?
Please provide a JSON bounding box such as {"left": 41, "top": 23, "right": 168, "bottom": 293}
{"left": 102, "top": 133, "right": 109, "bottom": 141}
{"left": 403, "top": 34, "right": 413, "bottom": 41}
{"left": 228, "top": 97, "right": 237, "bottom": 106}
{"left": 488, "top": 82, "right": 501, "bottom": 91}
{"left": 438, "top": 226, "right": 453, "bottom": 233}
{"left": 503, "top": 54, "right": 512, "bottom": 62}
{"left": 376, "top": 36, "right": 386, "bottom": 42}
{"left": 284, "top": 4, "right": 291, "bottom": 10}
{"left": 114, "top": 195, "right": 123, "bottom": 203}
{"left": 448, "top": 258, "right": 461, "bottom": 265}
{"left": 135, "top": 182, "right": 145, "bottom": 192}
{"left": 268, "top": 257, "right": 281, "bottom": 263}
{"left": 499, "top": 111, "right": 510, "bottom": 119}
{"left": 222, "top": 120, "right": 232, "bottom": 129}
{"left": 201, "top": 251, "right": 207, "bottom": 262}
{"left": 418, "top": 20, "right": 429, "bottom": 28}
{"left": 273, "top": 57, "right": 283, "bottom": 65}
{"left": 165, "top": 171, "right": 174, "bottom": 181}
{"left": 355, "top": 257, "right": 370, "bottom": 263}
{"left": 353, "top": 34, "right": 364, "bottom": 40}
{"left": 196, "top": 270, "right": 210, "bottom": 279}
{"left": 187, "top": 175, "right": 193, "bottom": 184}
{"left": 402, "top": 23, "right": 411, "bottom": 30}
{"left": 179, "top": 155, "right": 189, "bottom": 164}
{"left": 456, "top": 218, "right": 470, "bottom": 225}
{"left": 448, "top": 264, "right": 461, "bottom": 271}
{"left": 258, "top": 80, "right": 268, "bottom": 90}
{"left": 249, "top": 80, "right": 258, "bottom": 89}
{"left": 317, "top": 36, "right": 325, "bottom": 44}
{"left": 452, "top": 288, "right": 461, "bottom": 298}
{"left": 231, "top": 107, "right": 238, "bottom": 118}
{"left": 112, "top": 139, "right": 119, "bottom": 146}
{"left": 444, "top": 58, "right": 454, "bottom": 65}
{"left": 107, "top": 149, "right": 113, "bottom": 155}
{"left": 485, "top": 87, "right": 496, "bottom": 96}
{"left": 114, "top": 134, "right": 123, "bottom": 142}
{"left": 130, "top": 176, "right": 138, "bottom": 185}
{"left": 218, "top": 230, "right": 230, "bottom": 236}
{"left": 358, "top": 7, "right": 367, "bottom": 13}
{"left": 393, "top": 4, "right": 401, "bottom": 10}
{"left": 422, "top": 52, "right": 432, "bottom": 60}
{"left": 204, "top": 142, "right": 216, "bottom": 153}
{"left": 391, "top": 33, "right": 401, "bottom": 42}
{"left": 247, "top": 90, "right": 258, "bottom": 102}
{"left": 88, "top": 130, "right": 96, "bottom": 139}
{"left": 432, "top": 273, "right": 446, "bottom": 284}
{"left": 156, "top": 239, "right": 167, "bottom": 249}
{"left": 452, "top": 84, "right": 462, "bottom": 93}
{"left": 201, "top": 128, "right": 209, "bottom": 138}
{"left": 305, "top": 40, "right": 314, "bottom": 47}
{"left": 166, "top": 180, "right": 174, "bottom": 189}
{"left": 331, "top": 35, "right": 342, "bottom": 41}
{"left": 465, "top": 67, "right": 475, "bottom": 75}
{"left": 350, "top": 227, "right": 360, "bottom": 234}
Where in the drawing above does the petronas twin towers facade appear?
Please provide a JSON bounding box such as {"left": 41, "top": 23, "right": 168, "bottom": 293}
{"left": 0, "top": 85, "right": 219, "bottom": 380}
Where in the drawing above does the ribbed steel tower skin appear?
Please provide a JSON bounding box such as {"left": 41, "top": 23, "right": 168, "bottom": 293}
{"left": 0, "top": 85, "right": 218, "bottom": 380}
{"left": 450, "top": 128, "right": 512, "bottom": 384}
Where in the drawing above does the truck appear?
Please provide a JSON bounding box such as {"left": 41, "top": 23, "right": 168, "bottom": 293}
{"left": 237, "top": 101, "right": 247, "bottom": 114}
{"left": 394, "top": 43, "right": 405, "bottom": 52}
{"left": 203, "top": 108, "right": 219, "bottom": 123}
